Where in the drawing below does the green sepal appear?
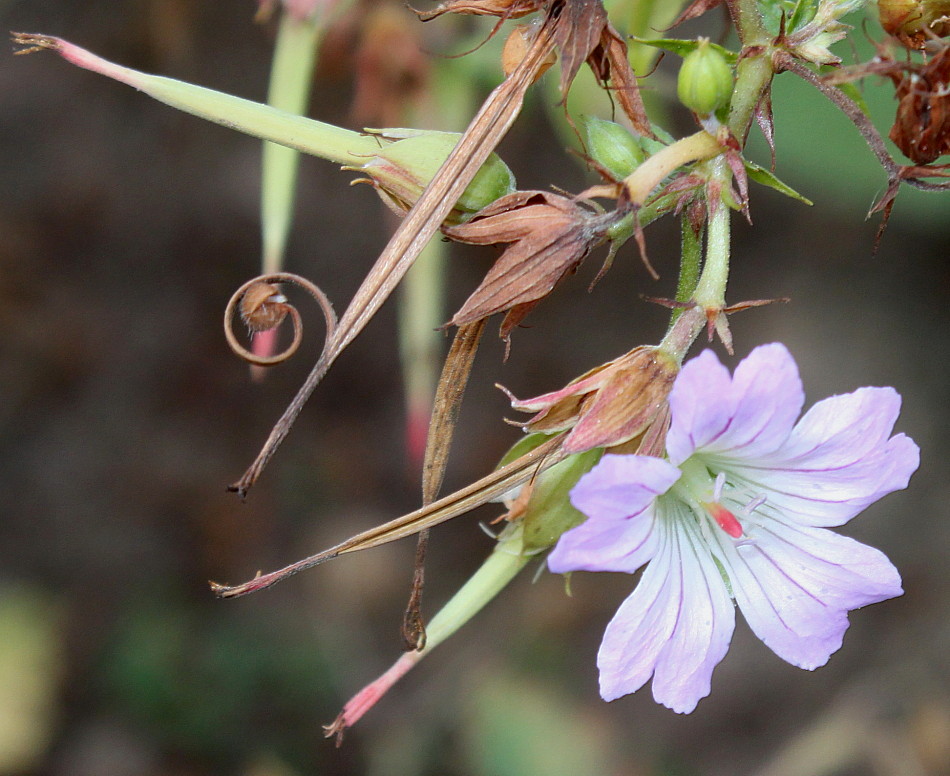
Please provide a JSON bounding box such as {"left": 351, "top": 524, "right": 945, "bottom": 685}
{"left": 367, "top": 130, "right": 516, "bottom": 218}
{"left": 744, "top": 160, "right": 814, "bottom": 206}
{"left": 521, "top": 448, "right": 603, "bottom": 554}
{"left": 630, "top": 37, "right": 739, "bottom": 66}
{"left": 496, "top": 433, "right": 554, "bottom": 469}
{"left": 759, "top": 0, "right": 818, "bottom": 34}
{"left": 786, "top": 0, "right": 820, "bottom": 34}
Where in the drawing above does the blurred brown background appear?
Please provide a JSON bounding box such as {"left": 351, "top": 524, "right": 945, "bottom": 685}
{"left": 1, "top": 1, "right": 948, "bottom": 774}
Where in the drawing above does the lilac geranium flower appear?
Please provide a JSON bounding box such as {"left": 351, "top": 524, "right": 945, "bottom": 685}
{"left": 548, "top": 343, "right": 919, "bottom": 713}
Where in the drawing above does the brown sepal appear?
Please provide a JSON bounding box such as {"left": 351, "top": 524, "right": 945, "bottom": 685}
{"left": 667, "top": 0, "right": 725, "bottom": 29}
{"left": 414, "top": 0, "right": 542, "bottom": 21}
{"left": 506, "top": 346, "right": 679, "bottom": 453}
{"left": 555, "top": 0, "right": 609, "bottom": 97}
{"left": 444, "top": 191, "right": 620, "bottom": 341}
{"left": 585, "top": 22, "right": 655, "bottom": 137}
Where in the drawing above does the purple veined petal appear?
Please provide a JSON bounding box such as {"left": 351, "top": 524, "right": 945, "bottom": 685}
{"left": 716, "top": 519, "right": 902, "bottom": 670}
{"left": 598, "top": 512, "right": 735, "bottom": 713}
{"left": 733, "top": 434, "right": 919, "bottom": 527}
{"left": 667, "top": 345, "right": 805, "bottom": 465}
{"left": 549, "top": 455, "right": 679, "bottom": 574}
{"left": 704, "top": 343, "right": 804, "bottom": 459}
{"left": 724, "top": 389, "right": 920, "bottom": 527}
{"left": 569, "top": 455, "right": 681, "bottom": 524}
{"left": 547, "top": 514, "right": 661, "bottom": 574}
{"left": 771, "top": 387, "right": 903, "bottom": 468}
{"left": 667, "top": 350, "right": 735, "bottom": 465}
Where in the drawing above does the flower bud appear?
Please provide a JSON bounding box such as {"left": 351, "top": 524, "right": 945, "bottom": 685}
{"left": 677, "top": 38, "right": 734, "bottom": 116}
{"left": 582, "top": 116, "right": 645, "bottom": 179}
{"left": 360, "top": 131, "right": 516, "bottom": 221}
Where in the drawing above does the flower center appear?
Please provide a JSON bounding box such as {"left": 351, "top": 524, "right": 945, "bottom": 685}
{"left": 673, "top": 460, "right": 752, "bottom": 539}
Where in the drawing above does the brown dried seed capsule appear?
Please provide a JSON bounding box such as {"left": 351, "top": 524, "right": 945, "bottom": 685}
{"left": 240, "top": 282, "right": 289, "bottom": 332}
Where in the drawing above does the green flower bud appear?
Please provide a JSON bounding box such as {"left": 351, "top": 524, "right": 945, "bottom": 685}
{"left": 361, "top": 130, "right": 516, "bottom": 222}
{"left": 677, "top": 38, "right": 734, "bottom": 117}
{"left": 583, "top": 116, "right": 645, "bottom": 179}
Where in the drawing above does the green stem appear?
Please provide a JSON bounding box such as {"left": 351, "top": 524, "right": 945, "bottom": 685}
{"left": 658, "top": 157, "right": 732, "bottom": 363}
{"left": 675, "top": 216, "right": 702, "bottom": 309}
{"left": 622, "top": 130, "right": 722, "bottom": 205}
{"left": 398, "top": 234, "right": 446, "bottom": 465}
{"left": 328, "top": 526, "right": 529, "bottom": 733}
{"left": 693, "top": 156, "right": 732, "bottom": 309}
{"left": 727, "top": 53, "right": 774, "bottom": 143}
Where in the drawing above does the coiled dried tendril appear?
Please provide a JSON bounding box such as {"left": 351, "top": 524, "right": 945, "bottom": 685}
{"left": 224, "top": 273, "right": 337, "bottom": 367}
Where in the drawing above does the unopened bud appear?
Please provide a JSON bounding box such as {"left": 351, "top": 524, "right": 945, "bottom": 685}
{"left": 583, "top": 116, "right": 645, "bottom": 179}
{"left": 361, "top": 130, "right": 516, "bottom": 220}
{"left": 677, "top": 38, "right": 734, "bottom": 116}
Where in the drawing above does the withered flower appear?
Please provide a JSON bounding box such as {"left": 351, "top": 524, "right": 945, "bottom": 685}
{"left": 443, "top": 190, "right": 627, "bottom": 342}
{"left": 889, "top": 41, "right": 950, "bottom": 164}
{"left": 502, "top": 346, "right": 678, "bottom": 454}
{"left": 418, "top": 0, "right": 652, "bottom": 135}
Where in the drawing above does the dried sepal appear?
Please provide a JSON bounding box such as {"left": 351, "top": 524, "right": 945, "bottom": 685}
{"left": 414, "top": 0, "right": 542, "bottom": 21}
{"left": 443, "top": 191, "right": 627, "bottom": 343}
{"left": 503, "top": 346, "right": 679, "bottom": 454}
{"left": 595, "top": 24, "right": 655, "bottom": 137}
{"left": 555, "top": 0, "right": 609, "bottom": 97}
{"left": 667, "top": 0, "right": 725, "bottom": 29}
{"left": 502, "top": 23, "right": 558, "bottom": 80}
{"left": 826, "top": 40, "right": 950, "bottom": 165}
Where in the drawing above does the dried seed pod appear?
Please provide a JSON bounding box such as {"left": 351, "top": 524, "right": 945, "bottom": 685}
{"left": 240, "top": 282, "right": 290, "bottom": 332}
